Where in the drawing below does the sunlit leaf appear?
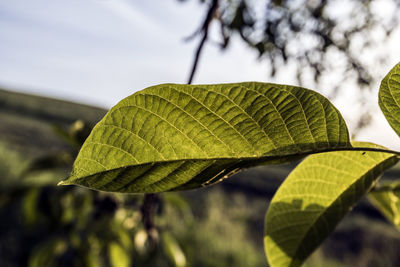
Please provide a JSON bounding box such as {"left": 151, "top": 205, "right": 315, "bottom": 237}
{"left": 379, "top": 62, "right": 400, "bottom": 137}
{"left": 369, "top": 180, "right": 400, "bottom": 230}
{"left": 29, "top": 239, "right": 67, "bottom": 267}
{"left": 162, "top": 232, "right": 187, "bottom": 267}
{"left": 23, "top": 188, "right": 39, "bottom": 225}
{"left": 264, "top": 142, "right": 398, "bottom": 267}
{"left": 109, "top": 242, "right": 130, "bottom": 267}
{"left": 60, "top": 83, "right": 350, "bottom": 193}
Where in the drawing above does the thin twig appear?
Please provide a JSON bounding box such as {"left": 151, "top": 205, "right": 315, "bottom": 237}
{"left": 187, "top": 0, "right": 219, "bottom": 84}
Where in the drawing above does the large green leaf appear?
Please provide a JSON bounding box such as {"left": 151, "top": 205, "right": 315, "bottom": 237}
{"left": 264, "top": 142, "right": 398, "bottom": 267}
{"left": 369, "top": 181, "right": 400, "bottom": 230}
{"left": 59, "top": 83, "right": 350, "bottom": 193}
{"left": 379, "top": 62, "right": 400, "bottom": 137}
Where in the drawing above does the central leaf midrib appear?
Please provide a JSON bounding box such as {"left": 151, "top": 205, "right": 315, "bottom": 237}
{"left": 66, "top": 145, "right": 400, "bottom": 185}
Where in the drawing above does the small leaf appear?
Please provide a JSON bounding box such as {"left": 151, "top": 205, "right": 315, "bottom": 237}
{"left": 368, "top": 181, "right": 400, "bottom": 229}
{"left": 162, "top": 232, "right": 187, "bottom": 267}
{"left": 60, "top": 83, "right": 350, "bottom": 193}
{"left": 379, "top": 62, "right": 400, "bottom": 137}
{"left": 264, "top": 142, "right": 398, "bottom": 267}
{"left": 23, "top": 188, "right": 40, "bottom": 225}
{"left": 109, "top": 242, "right": 131, "bottom": 267}
{"left": 29, "top": 238, "right": 67, "bottom": 267}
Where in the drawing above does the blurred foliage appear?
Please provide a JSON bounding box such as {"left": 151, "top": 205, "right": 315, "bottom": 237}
{"left": 369, "top": 181, "right": 400, "bottom": 230}
{"left": 2, "top": 138, "right": 400, "bottom": 266}
{"left": 168, "top": 190, "right": 267, "bottom": 267}
{"left": 22, "top": 120, "right": 92, "bottom": 174}
{"left": 182, "top": 0, "right": 400, "bottom": 132}
{"left": 184, "top": 0, "right": 400, "bottom": 87}
{"left": 2, "top": 90, "right": 400, "bottom": 266}
{"left": 0, "top": 119, "right": 268, "bottom": 267}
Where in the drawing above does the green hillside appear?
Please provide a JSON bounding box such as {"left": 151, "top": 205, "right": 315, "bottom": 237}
{"left": 0, "top": 88, "right": 106, "bottom": 158}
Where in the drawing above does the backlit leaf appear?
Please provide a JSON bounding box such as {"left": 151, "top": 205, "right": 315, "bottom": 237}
{"left": 59, "top": 83, "right": 350, "bottom": 193}
{"left": 162, "top": 232, "right": 187, "bottom": 267}
{"left": 264, "top": 142, "right": 398, "bottom": 267}
{"left": 369, "top": 180, "right": 400, "bottom": 230}
{"left": 109, "top": 242, "right": 130, "bottom": 267}
{"left": 379, "top": 62, "right": 400, "bottom": 137}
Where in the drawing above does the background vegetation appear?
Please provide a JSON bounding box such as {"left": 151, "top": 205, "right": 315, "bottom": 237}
{"left": 1, "top": 87, "right": 400, "bottom": 266}
{"left": 1, "top": 0, "right": 400, "bottom": 266}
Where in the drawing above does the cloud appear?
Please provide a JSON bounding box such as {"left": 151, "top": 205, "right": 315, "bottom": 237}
{"left": 98, "top": 0, "right": 161, "bottom": 34}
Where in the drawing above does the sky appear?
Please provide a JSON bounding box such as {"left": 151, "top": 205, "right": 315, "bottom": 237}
{"left": 0, "top": 0, "right": 271, "bottom": 107}
{"left": 1, "top": 0, "right": 400, "bottom": 148}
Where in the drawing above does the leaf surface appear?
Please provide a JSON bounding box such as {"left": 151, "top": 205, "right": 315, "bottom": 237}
{"left": 369, "top": 180, "right": 400, "bottom": 230}
{"left": 379, "top": 62, "right": 400, "bottom": 137}
{"left": 264, "top": 142, "right": 398, "bottom": 267}
{"left": 60, "top": 83, "right": 350, "bottom": 193}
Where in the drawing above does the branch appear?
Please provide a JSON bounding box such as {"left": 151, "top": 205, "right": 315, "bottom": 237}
{"left": 141, "top": 193, "right": 159, "bottom": 245}
{"left": 187, "top": 0, "right": 219, "bottom": 84}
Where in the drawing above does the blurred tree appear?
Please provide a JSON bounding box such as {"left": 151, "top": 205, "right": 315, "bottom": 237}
{"left": 182, "top": 0, "right": 400, "bottom": 131}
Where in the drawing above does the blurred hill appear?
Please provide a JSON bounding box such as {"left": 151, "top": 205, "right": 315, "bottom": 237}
{"left": 0, "top": 88, "right": 106, "bottom": 159}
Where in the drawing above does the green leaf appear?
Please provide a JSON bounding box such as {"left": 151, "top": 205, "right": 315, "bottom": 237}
{"left": 368, "top": 181, "right": 400, "bottom": 230}
{"left": 379, "top": 62, "right": 400, "bottom": 137}
{"left": 162, "top": 232, "right": 187, "bottom": 267}
{"left": 264, "top": 142, "right": 398, "bottom": 267}
{"left": 60, "top": 83, "right": 350, "bottom": 193}
{"left": 23, "top": 188, "right": 40, "bottom": 225}
{"left": 29, "top": 238, "right": 67, "bottom": 267}
{"left": 108, "top": 242, "right": 131, "bottom": 267}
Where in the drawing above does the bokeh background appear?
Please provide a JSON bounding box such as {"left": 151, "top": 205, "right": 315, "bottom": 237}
{"left": 1, "top": 0, "right": 400, "bottom": 266}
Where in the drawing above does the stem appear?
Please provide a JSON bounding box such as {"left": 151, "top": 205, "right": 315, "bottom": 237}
{"left": 187, "top": 0, "right": 219, "bottom": 84}
{"left": 57, "top": 145, "right": 400, "bottom": 187}
{"left": 310, "top": 146, "right": 400, "bottom": 157}
{"left": 141, "top": 193, "right": 159, "bottom": 245}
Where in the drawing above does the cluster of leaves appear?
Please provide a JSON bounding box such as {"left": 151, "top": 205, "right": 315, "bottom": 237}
{"left": 61, "top": 61, "right": 400, "bottom": 266}
{"left": 0, "top": 183, "right": 198, "bottom": 267}
{"left": 184, "top": 0, "right": 400, "bottom": 87}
